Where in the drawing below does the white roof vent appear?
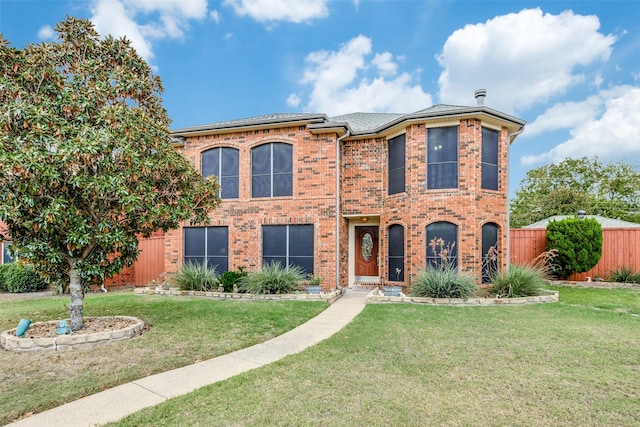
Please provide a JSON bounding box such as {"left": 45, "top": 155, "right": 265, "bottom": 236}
{"left": 474, "top": 89, "right": 487, "bottom": 106}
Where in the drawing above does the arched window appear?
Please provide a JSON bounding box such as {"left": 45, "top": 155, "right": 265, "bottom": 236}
{"left": 482, "top": 223, "right": 499, "bottom": 283}
{"left": 201, "top": 147, "right": 239, "bottom": 199}
{"left": 387, "top": 224, "right": 404, "bottom": 281}
{"left": 426, "top": 222, "right": 458, "bottom": 269}
{"left": 252, "top": 143, "right": 292, "bottom": 198}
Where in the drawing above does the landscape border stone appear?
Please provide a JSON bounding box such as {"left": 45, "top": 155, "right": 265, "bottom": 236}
{"left": 366, "top": 289, "right": 559, "bottom": 305}
{"left": 134, "top": 287, "right": 344, "bottom": 304}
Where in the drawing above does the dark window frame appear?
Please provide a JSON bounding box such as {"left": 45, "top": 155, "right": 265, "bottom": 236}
{"left": 427, "top": 126, "right": 459, "bottom": 190}
{"left": 251, "top": 142, "right": 293, "bottom": 198}
{"left": 388, "top": 134, "right": 406, "bottom": 195}
{"left": 201, "top": 147, "right": 240, "bottom": 199}
{"left": 183, "top": 226, "right": 229, "bottom": 274}
{"left": 426, "top": 221, "right": 458, "bottom": 269}
{"left": 262, "top": 224, "right": 314, "bottom": 275}
{"left": 481, "top": 127, "right": 499, "bottom": 191}
{"left": 387, "top": 224, "right": 405, "bottom": 281}
{"left": 2, "top": 242, "right": 14, "bottom": 264}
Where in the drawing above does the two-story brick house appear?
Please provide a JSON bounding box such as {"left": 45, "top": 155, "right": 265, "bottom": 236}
{"left": 165, "top": 90, "right": 526, "bottom": 291}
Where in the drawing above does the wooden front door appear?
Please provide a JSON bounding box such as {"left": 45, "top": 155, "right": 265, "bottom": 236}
{"left": 355, "top": 226, "right": 379, "bottom": 276}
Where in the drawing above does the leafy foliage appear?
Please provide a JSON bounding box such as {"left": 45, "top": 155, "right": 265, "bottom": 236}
{"left": 607, "top": 267, "right": 640, "bottom": 284}
{"left": 546, "top": 218, "right": 602, "bottom": 279}
{"left": 172, "top": 263, "right": 219, "bottom": 292}
{"left": 510, "top": 157, "right": 640, "bottom": 227}
{"left": 217, "top": 267, "right": 248, "bottom": 292}
{"left": 490, "top": 266, "right": 547, "bottom": 298}
{"left": 0, "top": 18, "right": 220, "bottom": 329}
{"left": 239, "top": 262, "right": 305, "bottom": 295}
{"left": 410, "top": 264, "right": 478, "bottom": 299}
{"left": 0, "top": 262, "right": 48, "bottom": 293}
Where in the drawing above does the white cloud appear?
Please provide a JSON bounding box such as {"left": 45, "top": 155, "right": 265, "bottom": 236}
{"left": 210, "top": 10, "right": 221, "bottom": 24}
{"left": 90, "top": 0, "right": 208, "bottom": 61}
{"left": 291, "top": 35, "right": 432, "bottom": 115}
{"left": 521, "top": 86, "right": 640, "bottom": 165}
{"left": 37, "top": 25, "right": 56, "bottom": 40}
{"left": 523, "top": 96, "right": 602, "bottom": 138}
{"left": 437, "top": 8, "right": 616, "bottom": 113}
{"left": 223, "top": 0, "right": 329, "bottom": 23}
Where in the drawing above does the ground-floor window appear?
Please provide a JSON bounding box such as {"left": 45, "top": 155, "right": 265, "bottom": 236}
{"left": 183, "top": 227, "right": 228, "bottom": 274}
{"left": 426, "top": 221, "right": 458, "bottom": 269}
{"left": 262, "top": 224, "right": 313, "bottom": 275}
{"left": 482, "top": 223, "right": 499, "bottom": 283}
{"left": 2, "top": 242, "right": 14, "bottom": 264}
{"left": 387, "top": 224, "right": 404, "bottom": 281}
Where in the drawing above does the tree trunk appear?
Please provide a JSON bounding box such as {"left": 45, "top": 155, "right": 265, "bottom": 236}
{"left": 68, "top": 261, "right": 84, "bottom": 331}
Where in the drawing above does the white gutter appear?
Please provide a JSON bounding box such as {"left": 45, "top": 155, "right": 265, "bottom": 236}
{"left": 335, "top": 130, "right": 351, "bottom": 290}
{"left": 505, "top": 127, "right": 525, "bottom": 269}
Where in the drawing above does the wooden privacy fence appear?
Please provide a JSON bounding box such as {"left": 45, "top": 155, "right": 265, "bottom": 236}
{"left": 510, "top": 228, "right": 640, "bottom": 281}
{"left": 104, "top": 233, "right": 165, "bottom": 289}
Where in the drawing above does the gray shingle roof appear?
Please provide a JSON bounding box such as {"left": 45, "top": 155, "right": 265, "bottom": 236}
{"left": 523, "top": 215, "right": 640, "bottom": 229}
{"left": 325, "top": 112, "right": 405, "bottom": 133}
{"left": 173, "top": 113, "right": 327, "bottom": 134}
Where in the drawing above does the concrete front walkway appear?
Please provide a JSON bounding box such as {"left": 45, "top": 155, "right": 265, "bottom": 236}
{"left": 10, "top": 289, "right": 368, "bottom": 427}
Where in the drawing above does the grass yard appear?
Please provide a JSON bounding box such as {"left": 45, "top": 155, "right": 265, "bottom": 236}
{"left": 113, "top": 286, "right": 640, "bottom": 427}
{"left": 0, "top": 292, "right": 328, "bottom": 425}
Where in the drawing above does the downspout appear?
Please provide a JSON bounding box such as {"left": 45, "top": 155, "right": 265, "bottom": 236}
{"left": 335, "top": 129, "right": 351, "bottom": 290}
{"left": 505, "top": 127, "right": 525, "bottom": 270}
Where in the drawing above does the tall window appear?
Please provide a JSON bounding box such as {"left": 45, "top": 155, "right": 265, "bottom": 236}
{"left": 426, "top": 222, "right": 458, "bottom": 268}
{"left": 201, "top": 147, "right": 239, "bottom": 199}
{"left": 482, "top": 223, "right": 499, "bottom": 283}
{"left": 388, "top": 134, "right": 405, "bottom": 195}
{"left": 387, "top": 224, "right": 404, "bottom": 281}
{"left": 252, "top": 143, "right": 292, "bottom": 198}
{"left": 262, "top": 224, "right": 313, "bottom": 274}
{"left": 184, "top": 227, "right": 229, "bottom": 273}
{"left": 427, "top": 126, "right": 458, "bottom": 189}
{"left": 482, "top": 128, "right": 499, "bottom": 190}
{"left": 2, "top": 242, "right": 14, "bottom": 264}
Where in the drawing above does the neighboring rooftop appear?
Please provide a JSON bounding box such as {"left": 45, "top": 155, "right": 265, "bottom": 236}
{"left": 523, "top": 215, "right": 640, "bottom": 229}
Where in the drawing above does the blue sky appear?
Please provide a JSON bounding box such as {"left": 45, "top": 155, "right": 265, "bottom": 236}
{"left": 1, "top": 0, "right": 639, "bottom": 196}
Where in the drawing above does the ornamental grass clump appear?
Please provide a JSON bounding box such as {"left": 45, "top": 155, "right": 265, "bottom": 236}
{"left": 239, "top": 262, "right": 304, "bottom": 295}
{"left": 607, "top": 267, "right": 640, "bottom": 284}
{"left": 172, "top": 263, "right": 218, "bottom": 291}
{"left": 490, "top": 250, "right": 556, "bottom": 298}
{"left": 410, "top": 264, "right": 478, "bottom": 299}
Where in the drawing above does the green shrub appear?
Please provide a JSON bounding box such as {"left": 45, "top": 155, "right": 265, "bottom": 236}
{"left": 546, "top": 218, "right": 602, "bottom": 279}
{"left": 0, "top": 262, "right": 48, "bottom": 293}
{"left": 490, "top": 265, "right": 547, "bottom": 298}
{"left": 172, "top": 263, "right": 218, "bottom": 291}
{"left": 410, "top": 264, "right": 478, "bottom": 299}
{"left": 239, "top": 262, "right": 304, "bottom": 295}
{"left": 218, "top": 267, "right": 248, "bottom": 292}
{"left": 607, "top": 267, "right": 640, "bottom": 284}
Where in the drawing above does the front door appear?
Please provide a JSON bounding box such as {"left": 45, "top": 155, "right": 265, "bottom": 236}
{"left": 355, "top": 226, "right": 379, "bottom": 277}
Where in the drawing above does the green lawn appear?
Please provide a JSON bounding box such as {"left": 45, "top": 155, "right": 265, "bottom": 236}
{"left": 113, "top": 287, "right": 640, "bottom": 427}
{"left": 0, "top": 292, "right": 328, "bottom": 425}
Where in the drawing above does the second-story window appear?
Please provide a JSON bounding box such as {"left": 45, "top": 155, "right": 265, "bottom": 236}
{"left": 201, "top": 147, "right": 239, "bottom": 199}
{"left": 427, "top": 126, "right": 458, "bottom": 190}
{"left": 252, "top": 143, "right": 292, "bottom": 198}
{"left": 481, "top": 128, "right": 499, "bottom": 190}
{"left": 388, "top": 134, "right": 406, "bottom": 195}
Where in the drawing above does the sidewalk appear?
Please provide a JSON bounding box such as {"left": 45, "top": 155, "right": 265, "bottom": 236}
{"left": 10, "top": 289, "right": 368, "bottom": 427}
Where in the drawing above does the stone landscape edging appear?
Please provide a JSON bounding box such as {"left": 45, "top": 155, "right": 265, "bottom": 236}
{"left": 0, "top": 316, "right": 145, "bottom": 352}
{"left": 366, "top": 289, "right": 559, "bottom": 306}
{"left": 134, "top": 287, "right": 344, "bottom": 304}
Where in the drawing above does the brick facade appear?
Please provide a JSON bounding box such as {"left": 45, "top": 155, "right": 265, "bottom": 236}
{"left": 167, "top": 104, "right": 525, "bottom": 291}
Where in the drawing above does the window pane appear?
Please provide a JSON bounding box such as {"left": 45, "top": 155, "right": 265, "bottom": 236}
{"left": 427, "top": 127, "right": 457, "bottom": 163}
{"left": 221, "top": 148, "right": 239, "bottom": 176}
{"left": 482, "top": 128, "right": 499, "bottom": 163}
{"left": 289, "top": 257, "right": 313, "bottom": 275}
{"left": 388, "top": 135, "right": 405, "bottom": 170}
{"left": 263, "top": 257, "right": 287, "bottom": 269}
{"left": 388, "top": 169, "right": 404, "bottom": 195}
{"left": 388, "top": 257, "right": 404, "bottom": 281}
{"left": 263, "top": 226, "right": 286, "bottom": 256}
{"left": 427, "top": 163, "right": 458, "bottom": 189}
{"left": 252, "top": 175, "right": 270, "bottom": 198}
{"left": 184, "top": 227, "right": 205, "bottom": 257}
{"left": 207, "top": 257, "right": 228, "bottom": 274}
{"left": 221, "top": 176, "right": 239, "bottom": 199}
{"left": 388, "top": 225, "right": 404, "bottom": 256}
{"left": 426, "top": 222, "right": 458, "bottom": 268}
{"left": 207, "top": 227, "right": 228, "bottom": 257}
{"left": 273, "top": 143, "right": 292, "bottom": 173}
{"left": 252, "top": 144, "right": 271, "bottom": 175}
{"left": 482, "top": 165, "right": 499, "bottom": 191}
{"left": 482, "top": 223, "right": 499, "bottom": 283}
{"left": 2, "top": 242, "right": 14, "bottom": 264}
{"left": 201, "top": 148, "right": 219, "bottom": 178}
{"left": 289, "top": 225, "right": 313, "bottom": 256}
{"left": 273, "top": 173, "right": 292, "bottom": 197}
{"left": 184, "top": 257, "right": 204, "bottom": 267}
